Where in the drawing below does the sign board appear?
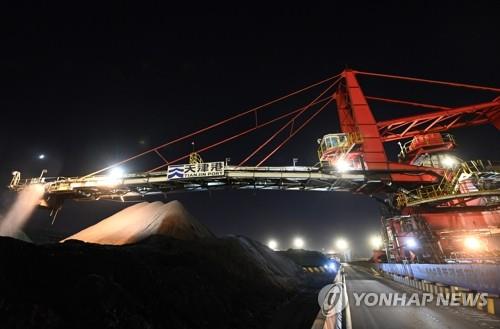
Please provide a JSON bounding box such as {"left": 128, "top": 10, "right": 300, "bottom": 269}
{"left": 167, "top": 162, "right": 225, "bottom": 180}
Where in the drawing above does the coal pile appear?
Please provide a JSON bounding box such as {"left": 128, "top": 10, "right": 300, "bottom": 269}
{"left": 0, "top": 235, "right": 303, "bottom": 329}
{"left": 0, "top": 201, "right": 318, "bottom": 329}
{"left": 278, "top": 249, "right": 332, "bottom": 267}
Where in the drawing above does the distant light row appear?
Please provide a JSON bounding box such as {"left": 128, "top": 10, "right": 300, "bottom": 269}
{"left": 267, "top": 237, "right": 355, "bottom": 251}
{"left": 267, "top": 237, "right": 305, "bottom": 250}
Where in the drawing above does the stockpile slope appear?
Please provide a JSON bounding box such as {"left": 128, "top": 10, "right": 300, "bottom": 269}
{"left": 63, "top": 200, "right": 214, "bottom": 244}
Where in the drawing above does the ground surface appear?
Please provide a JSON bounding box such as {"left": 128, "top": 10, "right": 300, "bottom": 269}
{"left": 0, "top": 201, "right": 336, "bottom": 329}
{"left": 345, "top": 264, "right": 500, "bottom": 329}
{"left": 0, "top": 236, "right": 333, "bottom": 329}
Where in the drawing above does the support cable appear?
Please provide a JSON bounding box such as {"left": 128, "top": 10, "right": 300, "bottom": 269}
{"left": 356, "top": 70, "right": 500, "bottom": 93}
{"left": 365, "top": 96, "right": 451, "bottom": 111}
{"left": 147, "top": 97, "right": 332, "bottom": 172}
{"left": 239, "top": 76, "right": 341, "bottom": 166}
{"left": 257, "top": 97, "right": 334, "bottom": 166}
{"left": 82, "top": 73, "right": 340, "bottom": 178}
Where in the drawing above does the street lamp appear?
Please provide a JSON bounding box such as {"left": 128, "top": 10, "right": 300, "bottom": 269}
{"left": 336, "top": 238, "right": 348, "bottom": 251}
{"left": 335, "top": 238, "right": 350, "bottom": 262}
{"left": 267, "top": 239, "right": 278, "bottom": 250}
{"left": 293, "top": 237, "right": 305, "bottom": 249}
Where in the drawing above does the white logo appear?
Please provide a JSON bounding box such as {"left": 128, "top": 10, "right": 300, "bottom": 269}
{"left": 318, "top": 282, "right": 346, "bottom": 317}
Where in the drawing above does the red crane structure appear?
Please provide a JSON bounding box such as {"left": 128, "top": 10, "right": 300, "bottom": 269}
{"left": 9, "top": 69, "right": 500, "bottom": 263}
{"left": 329, "top": 70, "right": 500, "bottom": 263}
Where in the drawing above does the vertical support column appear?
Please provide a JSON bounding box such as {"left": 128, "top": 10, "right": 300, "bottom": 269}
{"left": 342, "top": 70, "right": 388, "bottom": 170}
{"left": 336, "top": 87, "right": 356, "bottom": 133}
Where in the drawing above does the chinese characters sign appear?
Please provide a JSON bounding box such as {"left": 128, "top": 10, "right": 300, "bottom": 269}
{"left": 167, "top": 162, "right": 225, "bottom": 179}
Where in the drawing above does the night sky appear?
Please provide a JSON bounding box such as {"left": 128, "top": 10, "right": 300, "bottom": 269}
{"left": 1, "top": 3, "right": 499, "bottom": 256}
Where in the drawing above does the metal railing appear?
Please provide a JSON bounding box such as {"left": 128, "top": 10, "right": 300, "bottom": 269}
{"left": 398, "top": 133, "right": 456, "bottom": 160}
{"left": 311, "top": 265, "right": 351, "bottom": 329}
{"left": 396, "top": 160, "right": 500, "bottom": 208}
{"left": 317, "top": 131, "right": 363, "bottom": 162}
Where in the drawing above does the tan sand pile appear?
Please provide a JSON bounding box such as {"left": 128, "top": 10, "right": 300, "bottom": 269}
{"left": 63, "top": 200, "right": 214, "bottom": 245}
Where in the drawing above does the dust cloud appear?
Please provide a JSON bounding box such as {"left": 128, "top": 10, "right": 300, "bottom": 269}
{"left": 0, "top": 185, "right": 44, "bottom": 237}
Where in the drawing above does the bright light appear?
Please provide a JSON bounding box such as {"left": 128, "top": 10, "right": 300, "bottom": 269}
{"left": 293, "top": 237, "right": 305, "bottom": 249}
{"left": 464, "top": 237, "right": 481, "bottom": 250}
{"left": 442, "top": 156, "right": 457, "bottom": 169}
{"left": 335, "top": 159, "right": 352, "bottom": 172}
{"left": 336, "top": 238, "right": 348, "bottom": 251}
{"left": 326, "top": 262, "right": 337, "bottom": 272}
{"left": 370, "top": 235, "right": 383, "bottom": 249}
{"left": 38, "top": 154, "right": 45, "bottom": 160}
{"left": 108, "top": 167, "right": 125, "bottom": 178}
{"left": 267, "top": 239, "right": 278, "bottom": 250}
{"left": 406, "top": 237, "right": 418, "bottom": 248}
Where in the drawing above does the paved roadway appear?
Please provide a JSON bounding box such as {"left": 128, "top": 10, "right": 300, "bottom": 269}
{"left": 344, "top": 264, "right": 500, "bottom": 329}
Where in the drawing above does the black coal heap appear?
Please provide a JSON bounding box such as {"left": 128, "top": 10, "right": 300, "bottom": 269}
{"left": 0, "top": 235, "right": 315, "bottom": 329}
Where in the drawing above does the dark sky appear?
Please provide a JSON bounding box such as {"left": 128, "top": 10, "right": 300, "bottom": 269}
{"left": 1, "top": 2, "right": 499, "bottom": 255}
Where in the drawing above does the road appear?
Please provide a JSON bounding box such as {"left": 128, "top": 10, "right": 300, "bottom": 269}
{"left": 344, "top": 264, "right": 500, "bottom": 329}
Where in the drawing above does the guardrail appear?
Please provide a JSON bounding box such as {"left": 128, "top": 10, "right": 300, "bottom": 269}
{"left": 311, "top": 265, "right": 351, "bottom": 329}
{"left": 377, "top": 263, "right": 500, "bottom": 295}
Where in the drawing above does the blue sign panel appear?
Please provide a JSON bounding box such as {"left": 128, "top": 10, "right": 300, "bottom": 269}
{"left": 167, "top": 162, "right": 225, "bottom": 180}
{"left": 167, "top": 165, "right": 185, "bottom": 179}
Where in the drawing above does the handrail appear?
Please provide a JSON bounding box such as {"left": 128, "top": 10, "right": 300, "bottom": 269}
{"left": 396, "top": 160, "right": 500, "bottom": 208}
{"left": 398, "top": 133, "right": 456, "bottom": 160}
{"left": 318, "top": 131, "right": 363, "bottom": 163}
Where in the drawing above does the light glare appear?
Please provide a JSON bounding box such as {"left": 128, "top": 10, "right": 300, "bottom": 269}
{"left": 336, "top": 238, "right": 348, "bottom": 250}
{"left": 108, "top": 167, "right": 125, "bottom": 178}
{"left": 370, "top": 235, "right": 383, "bottom": 249}
{"left": 442, "top": 156, "right": 457, "bottom": 169}
{"left": 293, "top": 237, "right": 305, "bottom": 249}
{"left": 326, "top": 262, "right": 337, "bottom": 271}
{"left": 406, "top": 237, "right": 417, "bottom": 248}
{"left": 464, "top": 237, "right": 481, "bottom": 250}
{"left": 335, "top": 159, "right": 352, "bottom": 172}
{"left": 267, "top": 239, "right": 278, "bottom": 250}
